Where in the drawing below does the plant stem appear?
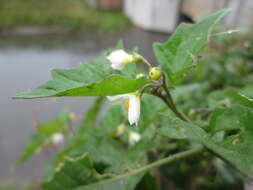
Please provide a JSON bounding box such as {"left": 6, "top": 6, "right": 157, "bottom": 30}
{"left": 137, "top": 147, "right": 204, "bottom": 173}
{"left": 77, "top": 147, "right": 205, "bottom": 189}
{"left": 155, "top": 73, "right": 191, "bottom": 122}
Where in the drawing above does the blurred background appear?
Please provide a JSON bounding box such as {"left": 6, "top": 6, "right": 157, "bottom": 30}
{"left": 0, "top": 0, "right": 252, "bottom": 189}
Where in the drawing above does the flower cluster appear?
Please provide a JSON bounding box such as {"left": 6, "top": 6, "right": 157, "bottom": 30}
{"left": 107, "top": 50, "right": 141, "bottom": 126}
{"left": 107, "top": 49, "right": 162, "bottom": 126}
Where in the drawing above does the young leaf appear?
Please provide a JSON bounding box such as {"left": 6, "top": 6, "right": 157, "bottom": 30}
{"left": 14, "top": 50, "right": 149, "bottom": 99}
{"left": 153, "top": 9, "right": 229, "bottom": 83}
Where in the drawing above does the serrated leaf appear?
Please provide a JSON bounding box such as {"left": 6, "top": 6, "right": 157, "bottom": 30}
{"left": 14, "top": 49, "right": 150, "bottom": 99}
{"left": 158, "top": 106, "right": 253, "bottom": 176}
{"left": 153, "top": 9, "right": 229, "bottom": 83}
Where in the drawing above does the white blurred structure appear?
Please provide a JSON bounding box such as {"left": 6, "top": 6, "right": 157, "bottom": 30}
{"left": 124, "top": 0, "right": 253, "bottom": 33}
{"left": 182, "top": 0, "right": 253, "bottom": 28}
{"left": 124, "top": 0, "right": 180, "bottom": 33}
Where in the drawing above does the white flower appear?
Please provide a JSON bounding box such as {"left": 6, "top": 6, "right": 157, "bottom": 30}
{"left": 51, "top": 133, "right": 64, "bottom": 145}
{"left": 107, "top": 50, "right": 134, "bottom": 70}
{"left": 128, "top": 131, "right": 141, "bottom": 146}
{"left": 107, "top": 93, "right": 141, "bottom": 126}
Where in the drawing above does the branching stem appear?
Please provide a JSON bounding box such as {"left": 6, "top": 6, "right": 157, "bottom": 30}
{"left": 76, "top": 147, "right": 205, "bottom": 189}
{"left": 153, "top": 73, "right": 191, "bottom": 122}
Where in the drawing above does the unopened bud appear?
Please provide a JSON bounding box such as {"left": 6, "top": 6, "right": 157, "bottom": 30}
{"left": 149, "top": 67, "right": 162, "bottom": 80}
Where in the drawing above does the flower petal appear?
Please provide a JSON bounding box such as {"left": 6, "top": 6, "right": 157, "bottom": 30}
{"left": 128, "top": 95, "right": 140, "bottom": 126}
{"left": 107, "top": 94, "right": 131, "bottom": 102}
{"left": 107, "top": 50, "right": 133, "bottom": 70}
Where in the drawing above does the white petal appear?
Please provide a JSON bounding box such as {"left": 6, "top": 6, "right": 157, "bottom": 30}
{"left": 111, "top": 62, "right": 125, "bottom": 70}
{"left": 107, "top": 94, "right": 131, "bottom": 102}
{"left": 107, "top": 50, "right": 133, "bottom": 70}
{"left": 128, "top": 95, "right": 140, "bottom": 126}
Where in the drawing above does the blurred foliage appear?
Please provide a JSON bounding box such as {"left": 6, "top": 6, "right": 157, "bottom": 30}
{"left": 0, "top": 0, "right": 130, "bottom": 31}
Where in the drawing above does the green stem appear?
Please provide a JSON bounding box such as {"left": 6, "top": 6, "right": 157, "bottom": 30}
{"left": 158, "top": 73, "right": 191, "bottom": 122}
{"left": 76, "top": 147, "right": 204, "bottom": 189}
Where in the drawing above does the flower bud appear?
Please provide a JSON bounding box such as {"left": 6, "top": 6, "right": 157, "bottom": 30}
{"left": 149, "top": 67, "right": 162, "bottom": 80}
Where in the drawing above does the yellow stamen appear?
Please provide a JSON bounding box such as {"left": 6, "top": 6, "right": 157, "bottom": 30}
{"left": 124, "top": 100, "right": 130, "bottom": 110}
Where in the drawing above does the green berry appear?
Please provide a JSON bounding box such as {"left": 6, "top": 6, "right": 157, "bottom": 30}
{"left": 149, "top": 67, "right": 162, "bottom": 80}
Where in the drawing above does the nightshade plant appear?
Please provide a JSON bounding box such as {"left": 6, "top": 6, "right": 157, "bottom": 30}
{"left": 15, "top": 9, "right": 253, "bottom": 190}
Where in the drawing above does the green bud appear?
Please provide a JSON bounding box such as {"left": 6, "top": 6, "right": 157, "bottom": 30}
{"left": 149, "top": 67, "right": 162, "bottom": 80}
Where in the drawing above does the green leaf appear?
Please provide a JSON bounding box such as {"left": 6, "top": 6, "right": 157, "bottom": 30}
{"left": 75, "top": 172, "right": 145, "bottom": 190}
{"left": 14, "top": 50, "right": 150, "bottom": 99}
{"left": 153, "top": 9, "right": 229, "bottom": 83}
{"left": 207, "top": 88, "right": 253, "bottom": 109}
{"left": 99, "top": 105, "right": 124, "bottom": 131}
{"left": 36, "top": 110, "right": 71, "bottom": 135}
{"left": 135, "top": 173, "right": 158, "bottom": 190}
{"left": 240, "top": 84, "right": 253, "bottom": 98}
{"left": 158, "top": 106, "right": 253, "bottom": 176}
{"left": 17, "top": 134, "right": 48, "bottom": 164}
{"left": 42, "top": 154, "right": 111, "bottom": 190}
{"left": 139, "top": 94, "right": 167, "bottom": 130}
{"left": 78, "top": 97, "right": 105, "bottom": 134}
{"left": 208, "top": 105, "right": 251, "bottom": 132}
{"left": 17, "top": 111, "right": 71, "bottom": 164}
